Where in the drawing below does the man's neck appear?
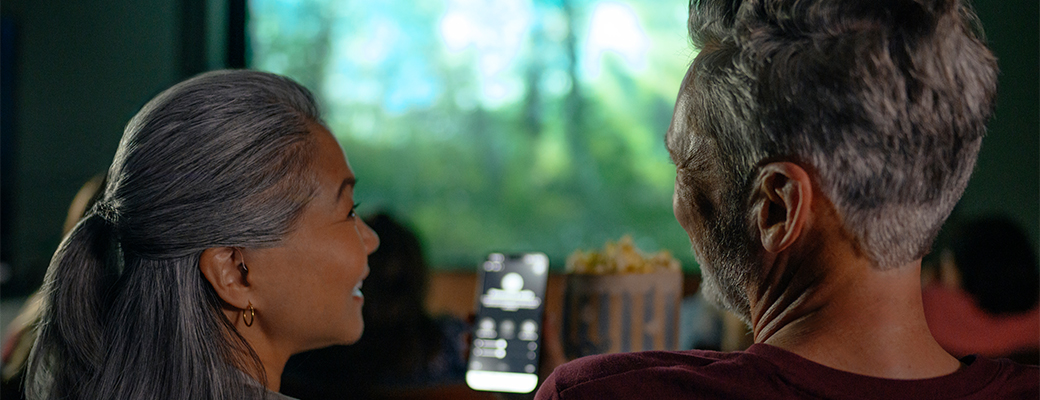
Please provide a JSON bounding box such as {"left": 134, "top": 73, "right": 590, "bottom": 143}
{"left": 749, "top": 246, "right": 961, "bottom": 379}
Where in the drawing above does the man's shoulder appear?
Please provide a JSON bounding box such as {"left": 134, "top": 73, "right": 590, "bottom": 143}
{"left": 535, "top": 345, "right": 1040, "bottom": 400}
{"left": 552, "top": 348, "right": 754, "bottom": 380}
{"left": 537, "top": 348, "right": 787, "bottom": 400}
{"left": 977, "top": 356, "right": 1040, "bottom": 398}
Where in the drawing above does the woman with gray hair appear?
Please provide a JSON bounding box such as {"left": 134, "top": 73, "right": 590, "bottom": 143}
{"left": 25, "top": 70, "right": 379, "bottom": 399}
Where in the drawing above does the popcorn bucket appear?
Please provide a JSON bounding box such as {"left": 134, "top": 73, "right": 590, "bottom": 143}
{"left": 563, "top": 268, "right": 682, "bottom": 358}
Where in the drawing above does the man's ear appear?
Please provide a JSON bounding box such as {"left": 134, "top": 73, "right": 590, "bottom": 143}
{"left": 753, "top": 162, "right": 813, "bottom": 254}
{"left": 199, "top": 247, "right": 251, "bottom": 309}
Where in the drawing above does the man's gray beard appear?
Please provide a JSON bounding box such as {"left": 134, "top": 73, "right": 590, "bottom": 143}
{"left": 695, "top": 203, "right": 757, "bottom": 326}
{"left": 699, "top": 255, "right": 753, "bottom": 326}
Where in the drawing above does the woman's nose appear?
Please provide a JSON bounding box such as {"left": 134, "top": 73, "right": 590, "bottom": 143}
{"left": 360, "top": 219, "right": 380, "bottom": 254}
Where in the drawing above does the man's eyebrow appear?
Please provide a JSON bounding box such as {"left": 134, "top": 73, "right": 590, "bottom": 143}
{"left": 665, "top": 131, "right": 682, "bottom": 167}
{"left": 336, "top": 177, "right": 357, "bottom": 202}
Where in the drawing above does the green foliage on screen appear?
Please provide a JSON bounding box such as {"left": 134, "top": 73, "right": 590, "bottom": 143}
{"left": 250, "top": 0, "right": 699, "bottom": 271}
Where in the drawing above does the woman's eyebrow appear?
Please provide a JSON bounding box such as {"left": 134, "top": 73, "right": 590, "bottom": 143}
{"left": 336, "top": 176, "right": 357, "bottom": 202}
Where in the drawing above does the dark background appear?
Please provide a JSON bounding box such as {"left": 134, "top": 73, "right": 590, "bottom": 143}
{"left": 0, "top": 0, "right": 1036, "bottom": 296}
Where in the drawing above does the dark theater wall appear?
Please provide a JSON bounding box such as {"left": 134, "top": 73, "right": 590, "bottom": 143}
{"left": 0, "top": 0, "right": 182, "bottom": 293}
{"left": 956, "top": 0, "right": 1040, "bottom": 246}
{"left": 0, "top": 0, "right": 1035, "bottom": 295}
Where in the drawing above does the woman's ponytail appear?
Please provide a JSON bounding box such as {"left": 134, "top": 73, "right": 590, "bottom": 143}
{"left": 27, "top": 209, "right": 120, "bottom": 400}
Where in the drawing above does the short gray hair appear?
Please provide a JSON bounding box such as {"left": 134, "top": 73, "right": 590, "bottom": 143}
{"left": 29, "top": 70, "right": 323, "bottom": 399}
{"left": 672, "top": 0, "right": 998, "bottom": 269}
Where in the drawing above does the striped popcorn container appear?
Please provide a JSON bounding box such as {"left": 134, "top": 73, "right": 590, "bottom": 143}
{"left": 563, "top": 268, "right": 682, "bottom": 358}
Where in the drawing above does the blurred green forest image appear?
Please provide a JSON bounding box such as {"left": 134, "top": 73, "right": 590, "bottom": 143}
{"left": 250, "top": 0, "right": 697, "bottom": 270}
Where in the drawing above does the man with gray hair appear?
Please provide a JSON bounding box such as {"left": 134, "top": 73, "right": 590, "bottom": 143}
{"left": 535, "top": 0, "right": 1039, "bottom": 398}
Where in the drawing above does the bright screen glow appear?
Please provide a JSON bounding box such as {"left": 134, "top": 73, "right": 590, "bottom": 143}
{"left": 249, "top": 0, "right": 697, "bottom": 270}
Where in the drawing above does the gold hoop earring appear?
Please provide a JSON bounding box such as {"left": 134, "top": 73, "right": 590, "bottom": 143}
{"left": 243, "top": 302, "right": 255, "bottom": 327}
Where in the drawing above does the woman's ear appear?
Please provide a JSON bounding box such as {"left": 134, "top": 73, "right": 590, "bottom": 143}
{"left": 753, "top": 162, "right": 813, "bottom": 254}
{"left": 199, "top": 247, "right": 251, "bottom": 309}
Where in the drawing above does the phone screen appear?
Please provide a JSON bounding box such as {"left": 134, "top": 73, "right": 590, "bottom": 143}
{"left": 465, "top": 253, "right": 549, "bottom": 393}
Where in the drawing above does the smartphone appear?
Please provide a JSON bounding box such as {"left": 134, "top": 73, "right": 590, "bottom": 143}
{"left": 465, "top": 252, "right": 549, "bottom": 393}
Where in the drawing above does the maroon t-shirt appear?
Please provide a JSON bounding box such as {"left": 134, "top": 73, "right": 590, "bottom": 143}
{"left": 535, "top": 344, "right": 1039, "bottom": 399}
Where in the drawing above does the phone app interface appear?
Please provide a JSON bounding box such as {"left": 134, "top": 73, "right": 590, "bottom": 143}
{"left": 470, "top": 254, "right": 548, "bottom": 375}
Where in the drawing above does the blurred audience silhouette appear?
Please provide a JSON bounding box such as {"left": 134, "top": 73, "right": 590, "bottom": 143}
{"left": 922, "top": 216, "right": 1040, "bottom": 364}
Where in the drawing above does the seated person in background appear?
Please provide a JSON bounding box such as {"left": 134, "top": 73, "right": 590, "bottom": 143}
{"left": 535, "top": 0, "right": 1038, "bottom": 399}
{"left": 281, "top": 212, "right": 470, "bottom": 399}
{"left": 922, "top": 216, "right": 1040, "bottom": 364}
